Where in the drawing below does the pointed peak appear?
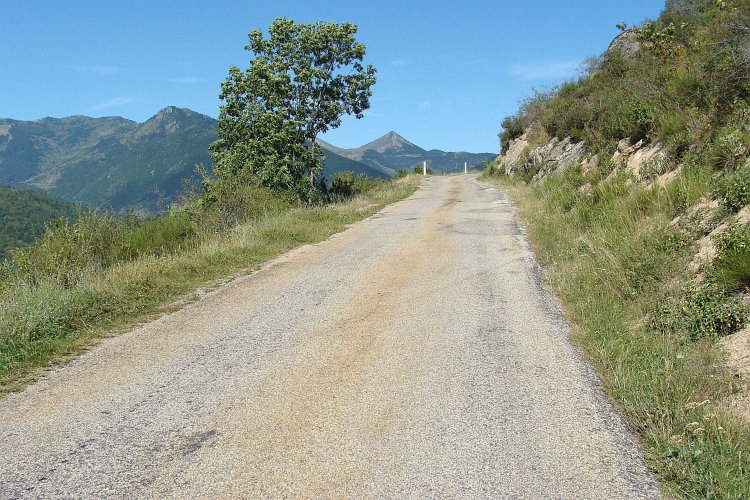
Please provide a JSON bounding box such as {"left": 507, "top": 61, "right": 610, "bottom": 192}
{"left": 150, "top": 106, "right": 183, "bottom": 121}
{"left": 359, "top": 131, "right": 423, "bottom": 154}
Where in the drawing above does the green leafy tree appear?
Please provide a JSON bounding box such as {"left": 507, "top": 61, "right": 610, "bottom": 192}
{"left": 210, "top": 18, "right": 377, "bottom": 203}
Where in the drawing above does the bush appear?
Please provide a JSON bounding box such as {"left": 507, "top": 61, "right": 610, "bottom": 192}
{"left": 198, "top": 172, "right": 294, "bottom": 230}
{"left": 328, "top": 171, "right": 379, "bottom": 201}
{"left": 713, "top": 165, "right": 750, "bottom": 211}
{"left": 11, "top": 209, "right": 200, "bottom": 288}
{"left": 650, "top": 283, "right": 748, "bottom": 340}
{"left": 499, "top": 87, "right": 557, "bottom": 152}
{"left": 708, "top": 129, "right": 749, "bottom": 172}
{"left": 500, "top": 115, "right": 525, "bottom": 152}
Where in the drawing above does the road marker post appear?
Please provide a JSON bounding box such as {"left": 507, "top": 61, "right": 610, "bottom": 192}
{"left": 423, "top": 161, "right": 427, "bottom": 176}
{"left": 465, "top": 162, "right": 467, "bottom": 174}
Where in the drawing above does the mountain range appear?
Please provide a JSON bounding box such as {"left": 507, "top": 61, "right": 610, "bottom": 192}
{"left": 319, "top": 132, "right": 495, "bottom": 176}
{"left": 0, "top": 107, "right": 495, "bottom": 213}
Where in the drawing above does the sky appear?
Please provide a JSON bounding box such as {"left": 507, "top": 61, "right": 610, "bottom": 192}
{"left": 1, "top": 1, "right": 665, "bottom": 154}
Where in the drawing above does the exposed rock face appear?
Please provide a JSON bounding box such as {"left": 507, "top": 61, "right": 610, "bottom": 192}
{"left": 497, "top": 128, "right": 675, "bottom": 188}
{"left": 611, "top": 138, "right": 667, "bottom": 181}
{"left": 607, "top": 30, "right": 641, "bottom": 58}
{"left": 529, "top": 137, "right": 587, "bottom": 184}
{"left": 498, "top": 132, "right": 587, "bottom": 183}
{"left": 500, "top": 132, "right": 530, "bottom": 175}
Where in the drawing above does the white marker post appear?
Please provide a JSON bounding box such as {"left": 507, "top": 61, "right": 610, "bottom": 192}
{"left": 423, "top": 161, "right": 427, "bottom": 176}
{"left": 464, "top": 162, "right": 467, "bottom": 174}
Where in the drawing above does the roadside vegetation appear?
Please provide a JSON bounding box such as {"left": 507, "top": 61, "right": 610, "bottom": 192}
{"left": 484, "top": 0, "right": 750, "bottom": 497}
{"left": 0, "top": 173, "right": 418, "bottom": 393}
{"left": 0, "top": 17, "right": 403, "bottom": 393}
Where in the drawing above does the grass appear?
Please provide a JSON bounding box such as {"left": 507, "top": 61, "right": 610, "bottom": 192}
{"left": 481, "top": 168, "right": 750, "bottom": 499}
{"left": 0, "top": 177, "right": 419, "bottom": 394}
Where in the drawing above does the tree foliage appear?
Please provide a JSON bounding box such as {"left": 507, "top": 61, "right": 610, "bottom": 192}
{"left": 210, "top": 18, "right": 377, "bottom": 203}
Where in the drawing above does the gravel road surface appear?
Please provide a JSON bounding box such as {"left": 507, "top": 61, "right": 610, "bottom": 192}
{"left": 0, "top": 175, "right": 659, "bottom": 498}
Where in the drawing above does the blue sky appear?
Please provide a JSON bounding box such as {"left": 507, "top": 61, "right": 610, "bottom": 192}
{"left": 1, "top": 1, "right": 664, "bottom": 153}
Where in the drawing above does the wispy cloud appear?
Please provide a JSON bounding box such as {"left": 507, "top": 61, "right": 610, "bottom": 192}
{"left": 170, "top": 77, "right": 203, "bottom": 84}
{"left": 361, "top": 110, "right": 389, "bottom": 119}
{"left": 92, "top": 96, "right": 136, "bottom": 111}
{"left": 509, "top": 60, "right": 580, "bottom": 80}
{"left": 391, "top": 59, "right": 410, "bottom": 67}
{"left": 75, "top": 65, "right": 123, "bottom": 76}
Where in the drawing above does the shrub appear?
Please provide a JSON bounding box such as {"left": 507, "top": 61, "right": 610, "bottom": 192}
{"left": 499, "top": 87, "right": 557, "bottom": 151}
{"left": 650, "top": 283, "right": 748, "bottom": 340}
{"left": 709, "top": 129, "right": 749, "bottom": 172}
{"left": 328, "top": 171, "right": 379, "bottom": 201}
{"left": 713, "top": 165, "right": 750, "bottom": 211}
{"left": 198, "top": 172, "right": 294, "bottom": 230}
{"left": 10, "top": 209, "right": 200, "bottom": 288}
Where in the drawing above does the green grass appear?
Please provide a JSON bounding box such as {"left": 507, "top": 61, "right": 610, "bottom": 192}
{"left": 0, "top": 177, "right": 419, "bottom": 394}
{"left": 481, "top": 169, "right": 750, "bottom": 499}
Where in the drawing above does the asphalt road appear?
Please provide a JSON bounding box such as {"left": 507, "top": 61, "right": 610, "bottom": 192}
{"left": 0, "top": 175, "right": 659, "bottom": 498}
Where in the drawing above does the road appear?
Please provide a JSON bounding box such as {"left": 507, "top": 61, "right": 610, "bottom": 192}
{"left": 0, "top": 175, "right": 659, "bottom": 498}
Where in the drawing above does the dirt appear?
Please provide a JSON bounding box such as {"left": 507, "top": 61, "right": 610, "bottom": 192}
{"left": 720, "top": 326, "right": 750, "bottom": 421}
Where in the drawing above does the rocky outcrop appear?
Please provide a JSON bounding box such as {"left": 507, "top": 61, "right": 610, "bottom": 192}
{"left": 529, "top": 137, "right": 588, "bottom": 184}
{"left": 612, "top": 138, "right": 667, "bottom": 181}
{"left": 500, "top": 132, "right": 530, "bottom": 175}
{"left": 497, "top": 128, "right": 675, "bottom": 187}
{"left": 498, "top": 132, "right": 587, "bottom": 183}
{"left": 607, "top": 30, "right": 641, "bottom": 58}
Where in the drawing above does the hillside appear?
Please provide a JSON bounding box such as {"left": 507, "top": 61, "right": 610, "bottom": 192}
{"left": 319, "top": 132, "right": 495, "bottom": 175}
{"left": 0, "top": 108, "right": 384, "bottom": 213}
{"left": 484, "top": 0, "right": 750, "bottom": 496}
{"left": 0, "top": 185, "right": 78, "bottom": 262}
{"left": 0, "top": 108, "right": 211, "bottom": 213}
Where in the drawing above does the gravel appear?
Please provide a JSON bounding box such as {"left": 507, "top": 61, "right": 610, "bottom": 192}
{"left": 0, "top": 175, "right": 660, "bottom": 498}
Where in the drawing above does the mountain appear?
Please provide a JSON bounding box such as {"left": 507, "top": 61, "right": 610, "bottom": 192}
{"left": 0, "top": 110, "right": 488, "bottom": 213}
{"left": 0, "top": 185, "right": 79, "bottom": 262}
{"left": 0, "top": 107, "right": 383, "bottom": 213}
{"left": 318, "top": 131, "right": 496, "bottom": 175}
{"left": 0, "top": 108, "right": 213, "bottom": 213}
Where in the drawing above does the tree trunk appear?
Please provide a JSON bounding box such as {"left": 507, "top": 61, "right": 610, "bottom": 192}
{"left": 309, "top": 137, "right": 316, "bottom": 205}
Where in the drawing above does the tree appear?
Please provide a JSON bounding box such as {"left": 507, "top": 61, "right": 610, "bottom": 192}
{"left": 210, "top": 18, "right": 377, "bottom": 203}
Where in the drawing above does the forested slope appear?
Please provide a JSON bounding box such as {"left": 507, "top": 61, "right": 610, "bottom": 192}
{"left": 0, "top": 186, "right": 78, "bottom": 262}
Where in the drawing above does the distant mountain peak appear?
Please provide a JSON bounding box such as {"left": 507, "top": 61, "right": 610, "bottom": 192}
{"left": 141, "top": 106, "right": 201, "bottom": 135}
{"left": 318, "top": 131, "right": 494, "bottom": 177}
{"left": 360, "top": 131, "right": 422, "bottom": 154}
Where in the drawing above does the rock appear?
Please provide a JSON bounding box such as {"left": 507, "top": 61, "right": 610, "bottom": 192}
{"left": 627, "top": 141, "right": 665, "bottom": 180}
{"left": 500, "top": 132, "right": 530, "bottom": 176}
{"left": 617, "top": 138, "right": 633, "bottom": 154}
{"left": 656, "top": 165, "right": 682, "bottom": 186}
{"left": 582, "top": 155, "right": 599, "bottom": 175}
{"left": 607, "top": 30, "right": 642, "bottom": 58}
{"left": 530, "top": 137, "right": 587, "bottom": 184}
{"left": 736, "top": 205, "right": 750, "bottom": 226}
{"left": 689, "top": 222, "right": 727, "bottom": 273}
